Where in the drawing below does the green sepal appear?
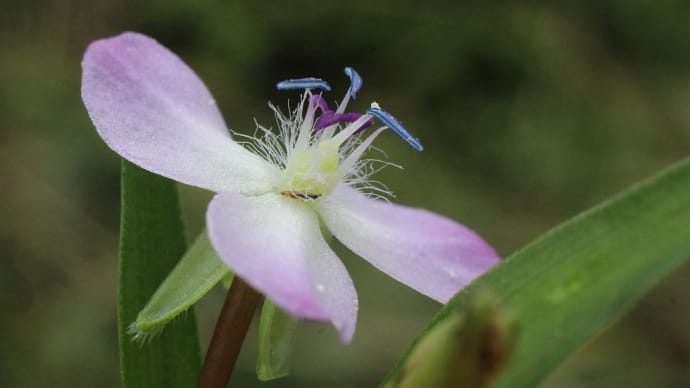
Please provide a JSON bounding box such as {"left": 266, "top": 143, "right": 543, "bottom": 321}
{"left": 130, "top": 229, "right": 232, "bottom": 339}
{"left": 257, "top": 300, "right": 301, "bottom": 381}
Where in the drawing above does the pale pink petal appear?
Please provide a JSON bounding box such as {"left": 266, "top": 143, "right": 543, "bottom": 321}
{"left": 82, "top": 32, "right": 277, "bottom": 194}
{"left": 318, "top": 185, "right": 500, "bottom": 303}
{"left": 207, "top": 192, "right": 358, "bottom": 342}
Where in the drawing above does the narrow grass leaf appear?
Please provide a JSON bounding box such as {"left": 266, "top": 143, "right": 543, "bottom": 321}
{"left": 383, "top": 159, "right": 690, "bottom": 388}
{"left": 118, "top": 160, "right": 201, "bottom": 387}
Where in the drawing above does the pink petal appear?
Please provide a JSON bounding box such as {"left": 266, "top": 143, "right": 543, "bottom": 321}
{"left": 207, "top": 192, "right": 358, "bottom": 342}
{"left": 82, "top": 32, "right": 277, "bottom": 194}
{"left": 318, "top": 185, "right": 500, "bottom": 303}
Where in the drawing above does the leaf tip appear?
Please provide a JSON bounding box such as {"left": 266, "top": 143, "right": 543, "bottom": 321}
{"left": 127, "top": 320, "right": 165, "bottom": 344}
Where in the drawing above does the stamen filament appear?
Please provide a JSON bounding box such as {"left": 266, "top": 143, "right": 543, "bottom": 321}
{"left": 336, "top": 127, "right": 387, "bottom": 179}
{"left": 335, "top": 93, "right": 350, "bottom": 114}
{"left": 293, "top": 94, "right": 319, "bottom": 154}
{"left": 330, "top": 114, "right": 374, "bottom": 145}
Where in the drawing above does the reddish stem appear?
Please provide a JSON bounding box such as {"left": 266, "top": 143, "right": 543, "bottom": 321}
{"left": 197, "top": 278, "right": 261, "bottom": 388}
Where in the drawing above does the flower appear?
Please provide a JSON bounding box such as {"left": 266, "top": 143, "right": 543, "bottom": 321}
{"left": 82, "top": 32, "right": 500, "bottom": 342}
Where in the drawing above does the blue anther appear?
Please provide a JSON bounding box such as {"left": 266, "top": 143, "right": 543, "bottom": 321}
{"left": 344, "top": 67, "right": 363, "bottom": 98}
{"left": 366, "top": 106, "right": 423, "bottom": 151}
{"left": 276, "top": 77, "right": 331, "bottom": 91}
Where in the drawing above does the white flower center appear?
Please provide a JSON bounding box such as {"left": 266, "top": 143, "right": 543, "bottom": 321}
{"left": 239, "top": 94, "right": 391, "bottom": 202}
{"left": 278, "top": 103, "right": 382, "bottom": 200}
{"left": 242, "top": 68, "right": 420, "bottom": 202}
{"left": 282, "top": 138, "right": 340, "bottom": 198}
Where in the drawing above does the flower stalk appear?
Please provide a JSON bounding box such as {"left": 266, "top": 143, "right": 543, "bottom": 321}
{"left": 198, "top": 278, "right": 262, "bottom": 388}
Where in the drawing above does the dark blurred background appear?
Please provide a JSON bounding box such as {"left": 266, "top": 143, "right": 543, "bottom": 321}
{"left": 1, "top": 1, "right": 689, "bottom": 387}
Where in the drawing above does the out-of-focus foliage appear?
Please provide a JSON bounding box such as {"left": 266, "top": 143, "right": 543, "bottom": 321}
{"left": 0, "top": 1, "right": 688, "bottom": 387}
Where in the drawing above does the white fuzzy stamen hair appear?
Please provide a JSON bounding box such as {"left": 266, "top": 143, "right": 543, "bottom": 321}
{"left": 235, "top": 91, "right": 400, "bottom": 199}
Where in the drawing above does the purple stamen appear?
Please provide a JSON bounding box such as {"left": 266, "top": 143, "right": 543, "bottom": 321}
{"left": 315, "top": 111, "right": 374, "bottom": 133}
{"left": 367, "top": 106, "right": 423, "bottom": 151}
{"left": 339, "top": 112, "right": 366, "bottom": 123}
{"left": 276, "top": 77, "right": 331, "bottom": 91}
{"left": 309, "top": 94, "right": 332, "bottom": 113}
{"left": 344, "top": 67, "right": 363, "bottom": 99}
{"left": 352, "top": 117, "right": 375, "bottom": 135}
{"left": 315, "top": 112, "right": 344, "bottom": 129}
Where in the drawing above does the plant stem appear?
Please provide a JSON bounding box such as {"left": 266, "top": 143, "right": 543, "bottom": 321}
{"left": 198, "top": 278, "right": 262, "bottom": 388}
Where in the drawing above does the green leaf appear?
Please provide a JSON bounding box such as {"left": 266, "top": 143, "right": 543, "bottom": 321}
{"left": 388, "top": 291, "right": 516, "bottom": 388}
{"left": 383, "top": 159, "right": 690, "bottom": 388}
{"left": 257, "top": 300, "right": 300, "bottom": 381}
{"left": 131, "top": 230, "right": 232, "bottom": 337}
{"left": 118, "top": 160, "right": 201, "bottom": 387}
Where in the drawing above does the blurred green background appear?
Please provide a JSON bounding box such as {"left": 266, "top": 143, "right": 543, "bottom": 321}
{"left": 1, "top": 1, "right": 689, "bottom": 387}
